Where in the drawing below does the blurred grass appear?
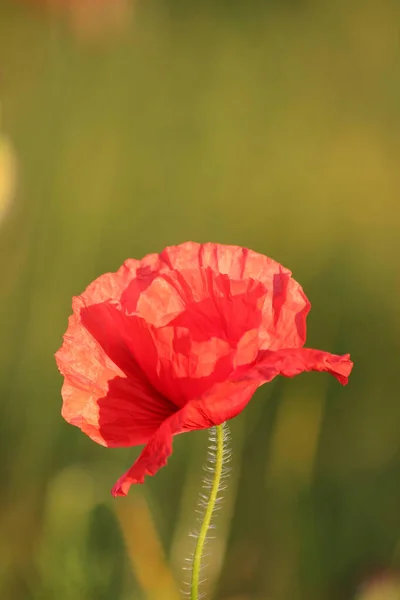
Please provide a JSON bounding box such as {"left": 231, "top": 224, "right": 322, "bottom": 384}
{"left": 1, "top": 0, "right": 400, "bottom": 598}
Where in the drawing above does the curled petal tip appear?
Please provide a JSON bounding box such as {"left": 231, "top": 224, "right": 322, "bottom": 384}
{"left": 111, "top": 474, "right": 143, "bottom": 497}
{"left": 334, "top": 354, "right": 354, "bottom": 385}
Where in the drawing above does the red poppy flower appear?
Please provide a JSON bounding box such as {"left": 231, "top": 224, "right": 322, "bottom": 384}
{"left": 55, "top": 242, "right": 353, "bottom": 496}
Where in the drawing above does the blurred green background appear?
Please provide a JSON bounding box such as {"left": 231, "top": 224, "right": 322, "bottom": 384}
{"left": 1, "top": 0, "right": 400, "bottom": 599}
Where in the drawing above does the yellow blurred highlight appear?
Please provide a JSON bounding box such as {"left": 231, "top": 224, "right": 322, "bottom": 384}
{"left": 0, "top": 134, "right": 17, "bottom": 225}
{"left": 266, "top": 384, "right": 326, "bottom": 486}
{"left": 355, "top": 576, "right": 400, "bottom": 600}
{"left": 114, "top": 492, "right": 181, "bottom": 600}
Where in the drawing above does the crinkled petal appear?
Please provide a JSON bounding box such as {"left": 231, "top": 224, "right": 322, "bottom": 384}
{"left": 81, "top": 301, "right": 235, "bottom": 407}
{"left": 111, "top": 410, "right": 184, "bottom": 495}
{"left": 64, "top": 243, "right": 310, "bottom": 352}
{"left": 112, "top": 378, "right": 259, "bottom": 496}
{"left": 159, "top": 242, "right": 310, "bottom": 349}
{"left": 56, "top": 299, "right": 176, "bottom": 447}
{"left": 261, "top": 269, "right": 310, "bottom": 350}
{"left": 111, "top": 346, "right": 352, "bottom": 495}
{"left": 249, "top": 347, "right": 353, "bottom": 385}
{"left": 61, "top": 374, "right": 175, "bottom": 447}
{"left": 117, "top": 243, "right": 309, "bottom": 350}
{"left": 168, "top": 269, "right": 268, "bottom": 344}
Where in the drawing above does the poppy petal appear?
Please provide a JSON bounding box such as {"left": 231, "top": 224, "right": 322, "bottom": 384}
{"left": 120, "top": 242, "right": 310, "bottom": 350}
{"left": 160, "top": 242, "right": 310, "bottom": 349}
{"left": 111, "top": 347, "right": 352, "bottom": 494}
{"left": 251, "top": 347, "right": 353, "bottom": 385}
{"left": 79, "top": 301, "right": 235, "bottom": 407}
{"left": 61, "top": 242, "right": 310, "bottom": 350}
{"left": 56, "top": 298, "right": 176, "bottom": 447}
{"left": 111, "top": 410, "right": 184, "bottom": 496}
{"left": 111, "top": 378, "right": 260, "bottom": 496}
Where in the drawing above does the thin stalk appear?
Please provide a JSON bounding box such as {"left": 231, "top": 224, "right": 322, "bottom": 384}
{"left": 190, "top": 424, "right": 225, "bottom": 600}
